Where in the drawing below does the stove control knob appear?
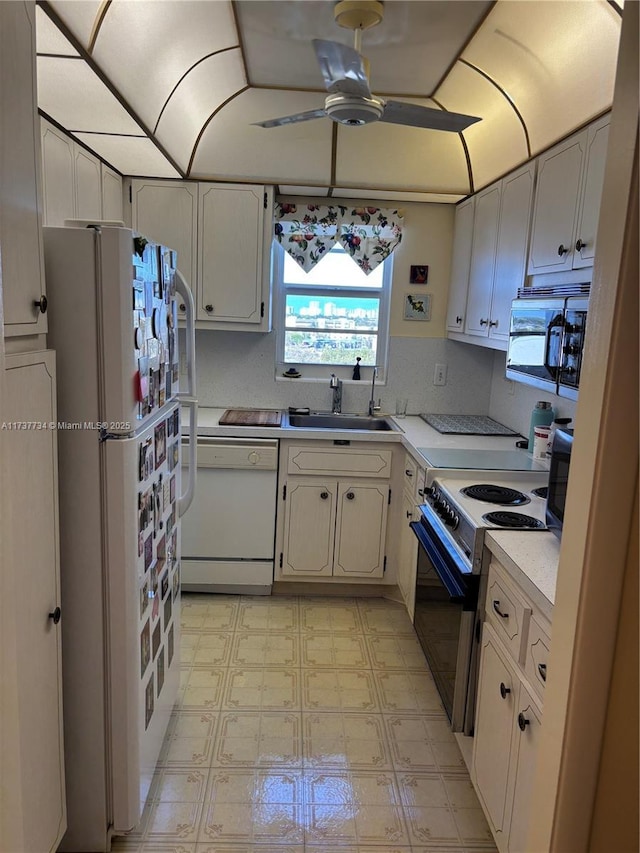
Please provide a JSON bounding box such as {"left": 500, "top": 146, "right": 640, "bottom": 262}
{"left": 425, "top": 486, "right": 437, "bottom": 501}
{"left": 451, "top": 513, "right": 460, "bottom": 530}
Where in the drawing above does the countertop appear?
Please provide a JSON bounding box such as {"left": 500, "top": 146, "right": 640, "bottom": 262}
{"left": 185, "top": 407, "right": 555, "bottom": 613}
{"left": 484, "top": 529, "right": 561, "bottom": 622}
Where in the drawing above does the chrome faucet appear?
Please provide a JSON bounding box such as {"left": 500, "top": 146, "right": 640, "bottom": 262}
{"left": 368, "top": 366, "right": 380, "bottom": 416}
{"left": 329, "top": 373, "right": 343, "bottom": 413}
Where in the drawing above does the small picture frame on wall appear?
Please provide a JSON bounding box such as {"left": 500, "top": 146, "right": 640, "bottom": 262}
{"left": 409, "top": 265, "right": 429, "bottom": 284}
{"left": 404, "top": 293, "right": 432, "bottom": 321}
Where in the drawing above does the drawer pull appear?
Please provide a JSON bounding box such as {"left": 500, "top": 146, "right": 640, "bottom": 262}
{"left": 405, "top": 469, "right": 413, "bottom": 477}
{"left": 493, "top": 600, "right": 509, "bottom": 619}
{"left": 500, "top": 682, "right": 511, "bottom": 699}
{"left": 537, "top": 662, "right": 547, "bottom": 682}
{"left": 406, "top": 510, "right": 412, "bottom": 519}
{"left": 518, "top": 712, "right": 530, "bottom": 732}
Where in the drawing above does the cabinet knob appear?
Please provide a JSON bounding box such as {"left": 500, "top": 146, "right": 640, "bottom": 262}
{"left": 500, "top": 681, "right": 511, "bottom": 699}
{"left": 492, "top": 600, "right": 509, "bottom": 619}
{"left": 456, "top": 315, "right": 463, "bottom": 324}
{"left": 575, "top": 238, "right": 587, "bottom": 252}
{"left": 205, "top": 304, "right": 214, "bottom": 313}
{"left": 346, "top": 491, "right": 355, "bottom": 501}
{"left": 48, "top": 606, "right": 61, "bottom": 625}
{"left": 34, "top": 295, "right": 48, "bottom": 314}
{"left": 479, "top": 318, "right": 488, "bottom": 326}
{"left": 537, "top": 662, "right": 547, "bottom": 682}
{"left": 518, "top": 712, "right": 530, "bottom": 731}
{"left": 179, "top": 303, "right": 186, "bottom": 312}
{"left": 405, "top": 469, "right": 413, "bottom": 477}
{"left": 406, "top": 510, "right": 412, "bottom": 519}
{"left": 489, "top": 319, "right": 498, "bottom": 327}
{"left": 320, "top": 491, "right": 329, "bottom": 500}
{"left": 557, "top": 243, "right": 569, "bottom": 256}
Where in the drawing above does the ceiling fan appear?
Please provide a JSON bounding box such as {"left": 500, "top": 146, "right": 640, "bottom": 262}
{"left": 253, "top": 0, "right": 481, "bottom": 133}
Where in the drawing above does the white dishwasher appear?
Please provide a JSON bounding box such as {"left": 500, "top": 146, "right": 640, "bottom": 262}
{"left": 181, "top": 437, "right": 279, "bottom": 594}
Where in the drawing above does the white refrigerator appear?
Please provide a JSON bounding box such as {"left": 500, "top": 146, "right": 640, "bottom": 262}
{"left": 43, "top": 224, "right": 197, "bottom": 852}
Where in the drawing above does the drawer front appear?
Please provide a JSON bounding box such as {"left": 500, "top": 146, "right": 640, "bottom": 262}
{"left": 486, "top": 563, "right": 531, "bottom": 663}
{"left": 524, "top": 616, "right": 551, "bottom": 698}
{"left": 287, "top": 446, "right": 392, "bottom": 478}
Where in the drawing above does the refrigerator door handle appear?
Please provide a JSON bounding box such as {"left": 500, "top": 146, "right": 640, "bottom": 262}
{"left": 175, "top": 269, "right": 196, "bottom": 400}
{"left": 179, "top": 398, "right": 197, "bottom": 517}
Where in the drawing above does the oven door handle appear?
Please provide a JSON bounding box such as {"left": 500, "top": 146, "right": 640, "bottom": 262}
{"left": 410, "top": 521, "right": 466, "bottom": 602}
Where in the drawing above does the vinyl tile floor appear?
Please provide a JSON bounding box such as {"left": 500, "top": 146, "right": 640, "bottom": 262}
{"left": 113, "top": 593, "right": 497, "bottom": 853}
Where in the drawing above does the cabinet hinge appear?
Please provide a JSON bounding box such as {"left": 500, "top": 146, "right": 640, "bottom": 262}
{"left": 264, "top": 192, "right": 268, "bottom": 209}
{"left": 383, "top": 556, "right": 387, "bottom": 574}
{"left": 128, "top": 185, "right": 132, "bottom": 203}
{"left": 279, "top": 553, "right": 283, "bottom": 568}
{"left": 282, "top": 484, "right": 286, "bottom": 501}
{"left": 261, "top": 301, "right": 265, "bottom": 318}
{"left": 388, "top": 488, "right": 392, "bottom": 505}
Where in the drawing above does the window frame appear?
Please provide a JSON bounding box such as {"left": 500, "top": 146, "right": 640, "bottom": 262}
{"left": 273, "top": 241, "right": 392, "bottom": 382}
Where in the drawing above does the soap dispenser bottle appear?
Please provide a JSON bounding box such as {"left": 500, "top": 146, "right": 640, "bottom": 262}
{"left": 528, "top": 401, "right": 555, "bottom": 451}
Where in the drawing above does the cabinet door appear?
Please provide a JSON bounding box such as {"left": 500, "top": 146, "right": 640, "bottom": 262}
{"left": 130, "top": 180, "right": 198, "bottom": 299}
{"left": 198, "top": 183, "right": 268, "bottom": 327}
{"left": 41, "top": 118, "right": 75, "bottom": 227}
{"left": 527, "top": 131, "right": 586, "bottom": 274}
{"left": 446, "top": 197, "right": 474, "bottom": 332}
{"left": 397, "top": 491, "right": 418, "bottom": 619}
{"left": 573, "top": 117, "right": 610, "bottom": 268}
{"left": 0, "top": 2, "right": 47, "bottom": 336}
{"left": 281, "top": 479, "right": 335, "bottom": 576}
{"left": 473, "top": 624, "right": 516, "bottom": 843}
{"left": 101, "top": 163, "right": 123, "bottom": 221}
{"left": 464, "top": 184, "right": 501, "bottom": 337}
{"left": 333, "top": 481, "right": 388, "bottom": 578}
{"left": 73, "top": 143, "right": 102, "bottom": 221}
{"left": 1, "top": 351, "right": 65, "bottom": 853}
{"left": 507, "top": 683, "right": 542, "bottom": 853}
{"left": 489, "top": 163, "right": 535, "bottom": 344}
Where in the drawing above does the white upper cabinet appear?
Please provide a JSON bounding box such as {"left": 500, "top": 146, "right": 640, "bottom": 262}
{"left": 446, "top": 197, "right": 475, "bottom": 333}
{"left": 101, "top": 164, "right": 124, "bottom": 222}
{"left": 464, "top": 183, "right": 501, "bottom": 338}
{"left": 73, "top": 145, "right": 102, "bottom": 221}
{"left": 0, "top": 1, "right": 47, "bottom": 337}
{"left": 527, "top": 115, "right": 609, "bottom": 275}
{"left": 197, "top": 183, "right": 273, "bottom": 331}
{"left": 130, "top": 179, "right": 198, "bottom": 295}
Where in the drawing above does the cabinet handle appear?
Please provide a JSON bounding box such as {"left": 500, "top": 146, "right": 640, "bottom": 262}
{"left": 205, "top": 304, "right": 214, "bottom": 313}
{"left": 557, "top": 243, "right": 569, "bottom": 256}
{"left": 417, "top": 488, "right": 424, "bottom": 497}
{"left": 48, "top": 606, "right": 62, "bottom": 625}
{"left": 492, "top": 600, "right": 509, "bottom": 619}
{"left": 456, "top": 315, "right": 463, "bottom": 324}
{"left": 537, "top": 662, "right": 547, "bottom": 682}
{"left": 320, "top": 491, "right": 329, "bottom": 500}
{"left": 500, "top": 681, "right": 511, "bottom": 699}
{"left": 406, "top": 510, "right": 412, "bottom": 519}
{"left": 33, "top": 295, "right": 48, "bottom": 314}
{"left": 346, "top": 491, "right": 355, "bottom": 501}
{"left": 489, "top": 320, "right": 498, "bottom": 327}
{"left": 518, "top": 712, "right": 530, "bottom": 731}
{"left": 575, "top": 238, "right": 587, "bottom": 252}
{"left": 479, "top": 318, "right": 488, "bottom": 326}
{"left": 405, "top": 469, "right": 413, "bottom": 477}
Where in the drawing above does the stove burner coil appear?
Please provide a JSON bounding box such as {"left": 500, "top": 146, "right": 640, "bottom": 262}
{"left": 461, "top": 484, "right": 530, "bottom": 506}
{"left": 532, "top": 486, "right": 548, "bottom": 499}
{"left": 482, "top": 511, "right": 545, "bottom": 529}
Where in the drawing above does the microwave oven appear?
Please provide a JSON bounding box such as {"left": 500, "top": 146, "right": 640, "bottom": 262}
{"left": 506, "top": 296, "right": 588, "bottom": 400}
{"left": 546, "top": 427, "right": 573, "bottom": 539}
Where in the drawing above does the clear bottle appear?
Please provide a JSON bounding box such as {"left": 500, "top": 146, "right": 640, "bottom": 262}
{"left": 528, "top": 401, "right": 555, "bottom": 451}
{"left": 547, "top": 417, "right": 573, "bottom": 455}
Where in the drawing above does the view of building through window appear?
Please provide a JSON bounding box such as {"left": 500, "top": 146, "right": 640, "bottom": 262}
{"left": 281, "top": 245, "right": 388, "bottom": 366}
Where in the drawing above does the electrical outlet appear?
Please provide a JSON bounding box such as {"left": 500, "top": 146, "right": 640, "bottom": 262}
{"left": 434, "top": 363, "right": 447, "bottom": 386}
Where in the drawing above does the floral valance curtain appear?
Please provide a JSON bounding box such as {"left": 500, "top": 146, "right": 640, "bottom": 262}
{"left": 274, "top": 202, "right": 404, "bottom": 275}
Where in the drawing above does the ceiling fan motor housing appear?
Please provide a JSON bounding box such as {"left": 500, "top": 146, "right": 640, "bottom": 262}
{"left": 325, "top": 93, "right": 384, "bottom": 125}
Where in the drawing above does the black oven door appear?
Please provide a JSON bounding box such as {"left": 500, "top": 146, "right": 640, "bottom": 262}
{"left": 410, "top": 506, "right": 479, "bottom": 733}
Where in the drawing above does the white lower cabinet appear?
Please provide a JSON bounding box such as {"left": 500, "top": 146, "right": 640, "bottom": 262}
{"left": 472, "top": 560, "right": 547, "bottom": 853}
{"left": 1, "top": 350, "right": 65, "bottom": 853}
{"left": 281, "top": 478, "right": 388, "bottom": 578}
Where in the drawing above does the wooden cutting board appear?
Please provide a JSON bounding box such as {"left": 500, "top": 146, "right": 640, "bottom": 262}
{"left": 219, "top": 408, "right": 282, "bottom": 427}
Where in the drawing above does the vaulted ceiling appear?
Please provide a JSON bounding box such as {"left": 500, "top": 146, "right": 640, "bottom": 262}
{"left": 36, "top": 0, "right": 622, "bottom": 202}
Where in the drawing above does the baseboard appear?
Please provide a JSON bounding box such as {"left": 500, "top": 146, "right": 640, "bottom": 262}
{"left": 272, "top": 582, "right": 403, "bottom": 600}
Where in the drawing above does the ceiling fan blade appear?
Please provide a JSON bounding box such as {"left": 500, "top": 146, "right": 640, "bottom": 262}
{"left": 380, "top": 101, "right": 481, "bottom": 132}
{"left": 312, "top": 38, "right": 371, "bottom": 98}
{"left": 253, "top": 108, "right": 327, "bottom": 129}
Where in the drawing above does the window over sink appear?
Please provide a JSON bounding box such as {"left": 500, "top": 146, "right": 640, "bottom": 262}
{"left": 274, "top": 243, "right": 392, "bottom": 379}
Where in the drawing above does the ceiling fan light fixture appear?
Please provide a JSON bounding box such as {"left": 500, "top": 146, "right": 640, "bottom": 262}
{"left": 325, "top": 93, "right": 384, "bottom": 125}
{"left": 334, "top": 0, "right": 384, "bottom": 32}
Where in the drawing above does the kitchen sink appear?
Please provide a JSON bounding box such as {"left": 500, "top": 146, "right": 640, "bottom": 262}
{"left": 285, "top": 412, "right": 399, "bottom": 431}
